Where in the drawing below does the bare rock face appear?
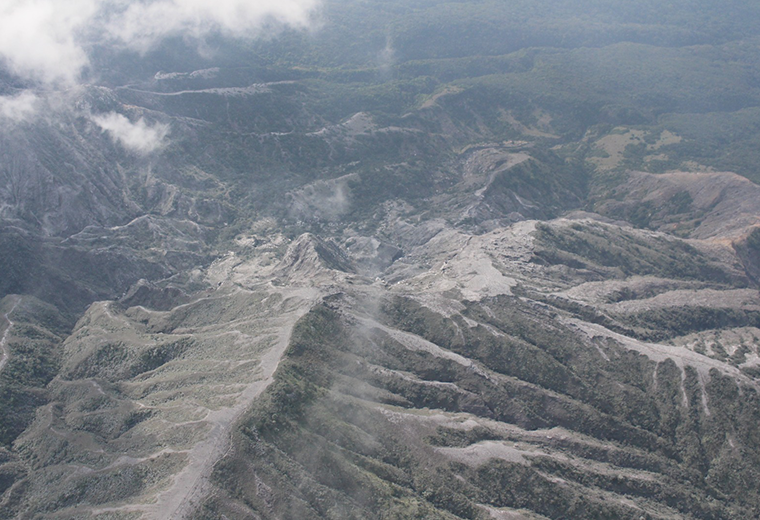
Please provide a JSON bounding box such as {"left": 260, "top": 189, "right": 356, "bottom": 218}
{"left": 0, "top": 111, "right": 134, "bottom": 237}
{"left": 274, "top": 233, "right": 357, "bottom": 284}
{"left": 440, "top": 147, "right": 587, "bottom": 231}
{"left": 119, "top": 279, "right": 191, "bottom": 311}
{"left": 344, "top": 235, "right": 403, "bottom": 274}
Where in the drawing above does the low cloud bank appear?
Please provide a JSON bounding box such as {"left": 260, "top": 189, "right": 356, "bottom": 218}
{"left": 112, "top": 0, "right": 319, "bottom": 53}
{"left": 0, "top": 0, "right": 320, "bottom": 86}
{"left": 0, "top": 91, "right": 39, "bottom": 121}
{"left": 0, "top": 0, "right": 97, "bottom": 85}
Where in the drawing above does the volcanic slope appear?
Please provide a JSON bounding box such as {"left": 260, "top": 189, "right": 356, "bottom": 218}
{"left": 190, "top": 196, "right": 760, "bottom": 519}
{"left": 1, "top": 274, "right": 319, "bottom": 518}
{"left": 5, "top": 159, "right": 760, "bottom": 518}
{"left": 4, "top": 0, "right": 760, "bottom": 515}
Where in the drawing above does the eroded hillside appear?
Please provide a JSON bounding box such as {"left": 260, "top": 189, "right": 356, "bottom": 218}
{"left": 3, "top": 0, "right": 760, "bottom": 519}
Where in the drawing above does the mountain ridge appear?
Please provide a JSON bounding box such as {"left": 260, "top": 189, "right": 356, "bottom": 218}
{"left": 3, "top": 1, "right": 760, "bottom": 518}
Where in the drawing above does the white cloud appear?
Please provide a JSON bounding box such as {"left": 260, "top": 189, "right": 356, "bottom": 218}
{"left": 0, "top": 0, "right": 98, "bottom": 85}
{"left": 110, "top": 0, "right": 321, "bottom": 53}
{"left": 0, "top": 91, "right": 40, "bottom": 121}
{"left": 0, "top": 0, "right": 320, "bottom": 86}
{"left": 92, "top": 112, "right": 170, "bottom": 154}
